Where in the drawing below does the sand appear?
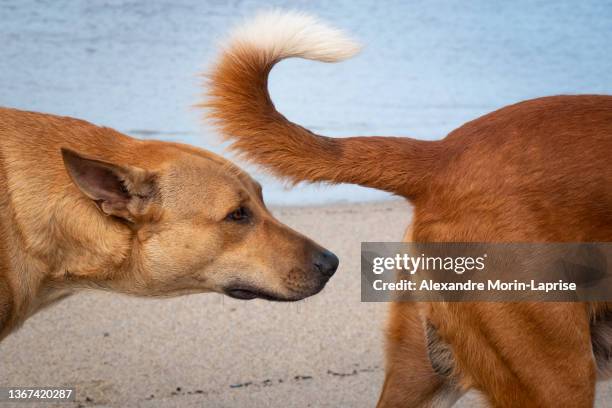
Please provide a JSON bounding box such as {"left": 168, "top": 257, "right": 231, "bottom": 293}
{"left": 0, "top": 200, "right": 610, "bottom": 407}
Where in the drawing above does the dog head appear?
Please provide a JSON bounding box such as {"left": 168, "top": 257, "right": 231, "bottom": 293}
{"left": 61, "top": 144, "right": 338, "bottom": 301}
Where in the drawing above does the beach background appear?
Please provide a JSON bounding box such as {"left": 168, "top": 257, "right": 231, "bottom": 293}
{"left": 1, "top": 1, "right": 612, "bottom": 407}
{"left": 2, "top": 0, "right": 612, "bottom": 205}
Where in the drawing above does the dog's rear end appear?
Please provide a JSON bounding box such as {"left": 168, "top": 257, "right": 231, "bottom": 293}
{"left": 203, "top": 11, "right": 612, "bottom": 407}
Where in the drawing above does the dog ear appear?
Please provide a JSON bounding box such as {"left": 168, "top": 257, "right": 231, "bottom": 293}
{"left": 61, "top": 148, "right": 158, "bottom": 223}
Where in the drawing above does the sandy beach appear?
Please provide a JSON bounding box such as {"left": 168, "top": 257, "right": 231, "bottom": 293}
{"left": 1, "top": 200, "right": 610, "bottom": 407}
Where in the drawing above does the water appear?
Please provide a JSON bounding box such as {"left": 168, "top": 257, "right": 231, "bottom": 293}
{"left": 2, "top": 0, "right": 611, "bottom": 204}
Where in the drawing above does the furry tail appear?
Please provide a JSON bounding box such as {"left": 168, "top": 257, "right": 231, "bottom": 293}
{"left": 202, "top": 10, "right": 440, "bottom": 198}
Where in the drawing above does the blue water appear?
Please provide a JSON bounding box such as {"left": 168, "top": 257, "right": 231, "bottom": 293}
{"left": 1, "top": 1, "right": 611, "bottom": 204}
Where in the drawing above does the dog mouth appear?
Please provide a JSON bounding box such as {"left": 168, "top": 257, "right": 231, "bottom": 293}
{"left": 224, "top": 276, "right": 329, "bottom": 302}
{"left": 225, "top": 286, "right": 290, "bottom": 302}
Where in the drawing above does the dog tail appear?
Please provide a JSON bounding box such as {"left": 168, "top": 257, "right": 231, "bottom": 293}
{"left": 202, "top": 10, "right": 440, "bottom": 198}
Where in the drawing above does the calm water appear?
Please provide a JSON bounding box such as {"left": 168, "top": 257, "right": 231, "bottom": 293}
{"left": 2, "top": 0, "right": 611, "bottom": 204}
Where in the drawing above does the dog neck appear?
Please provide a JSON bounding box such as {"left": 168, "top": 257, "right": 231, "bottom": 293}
{"left": 0, "top": 173, "right": 138, "bottom": 337}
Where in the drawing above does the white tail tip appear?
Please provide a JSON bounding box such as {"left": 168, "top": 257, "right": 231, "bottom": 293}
{"left": 227, "top": 9, "right": 362, "bottom": 62}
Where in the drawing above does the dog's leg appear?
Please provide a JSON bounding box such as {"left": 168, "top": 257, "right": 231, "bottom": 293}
{"left": 376, "top": 228, "right": 462, "bottom": 407}
{"left": 435, "top": 302, "right": 596, "bottom": 408}
{"left": 379, "top": 301, "right": 596, "bottom": 407}
{"left": 377, "top": 302, "right": 463, "bottom": 408}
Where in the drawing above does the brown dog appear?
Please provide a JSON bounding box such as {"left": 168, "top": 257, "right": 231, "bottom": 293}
{"left": 0, "top": 106, "right": 339, "bottom": 341}
{"left": 204, "top": 11, "right": 612, "bottom": 407}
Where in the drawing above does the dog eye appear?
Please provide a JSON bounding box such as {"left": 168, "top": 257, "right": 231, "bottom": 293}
{"left": 226, "top": 206, "right": 249, "bottom": 222}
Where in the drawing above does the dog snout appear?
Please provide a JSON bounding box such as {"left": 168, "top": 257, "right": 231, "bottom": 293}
{"left": 313, "top": 249, "right": 339, "bottom": 278}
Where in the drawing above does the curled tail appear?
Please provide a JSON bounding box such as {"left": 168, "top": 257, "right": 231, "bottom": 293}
{"left": 202, "top": 10, "right": 440, "bottom": 199}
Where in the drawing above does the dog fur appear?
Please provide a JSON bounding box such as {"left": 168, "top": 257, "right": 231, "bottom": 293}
{"left": 203, "top": 11, "right": 612, "bottom": 407}
{"left": 0, "top": 106, "right": 339, "bottom": 341}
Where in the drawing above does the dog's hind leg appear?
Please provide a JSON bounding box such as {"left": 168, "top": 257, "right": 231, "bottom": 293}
{"left": 439, "top": 302, "right": 596, "bottom": 408}
{"left": 377, "top": 302, "right": 463, "bottom": 408}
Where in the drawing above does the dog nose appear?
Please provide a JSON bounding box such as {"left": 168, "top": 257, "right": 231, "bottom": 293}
{"left": 314, "top": 249, "right": 339, "bottom": 277}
